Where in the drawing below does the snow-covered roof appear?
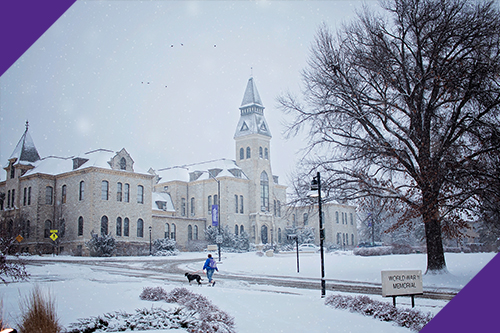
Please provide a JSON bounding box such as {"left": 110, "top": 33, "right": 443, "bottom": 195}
{"left": 156, "top": 158, "right": 249, "bottom": 183}
{"left": 240, "top": 77, "right": 263, "bottom": 108}
{"left": 152, "top": 191, "right": 175, "bottom": 212}
{"left": 234, "top": 77, "right": 271, "bottom": 138}
{"left": 6, "top": 124, "right": 41, "bottom": 168}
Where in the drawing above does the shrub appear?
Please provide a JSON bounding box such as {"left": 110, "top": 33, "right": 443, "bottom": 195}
{"left": 18, "top": 285, "right": 62, "bottom": 333}
{"left": 153, "top": 238, "right": 179, "bottom": 256}
{"left": 325, "top": 294, "right": 433, "bottom": 332}
{"left": 85, "top": 232, "right": 116, "bottom": 257}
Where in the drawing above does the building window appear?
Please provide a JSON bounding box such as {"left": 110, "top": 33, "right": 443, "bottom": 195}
{"left": 336, "top": 211, "right": 339, "bottom": 223}
{"left": 214, "top": 194, "right": 218, "bottom": 207}
{"left": 78, "top": 216, "right": 84, "bottom": 236}
{"left": 45, "top": 186, "right": 53, "bottom": 205}
{"left": 116, "top": 217, "right": 122, "bottom": 236}
{"left": 278, "top": 228, "right": 282, "bottom": 243}
{"left": 23, "top": 187, "right": 27, "bottom": 206}
{"left": 101, "top": 181, "right": 109, "bottom": 200}
{"left": 265, "top": 148, "right": 269, "bottom": 159}
{"left": 240, "top": 225, "right": 244, "bottom": 234}
{"left": 137, "top": 218, "right": 144, "bottom": 237}
{"left": 117, "top": 182, "right": 122, "bottom": 201}
{"left": 44, "top": 220, "right": 52, "bottom": 238}
{"left": 191, "top": 197, "right": 195, "bottom": 216}
{"left": 240, "top": 195, "right": 244, "bottom": 214}
{"left": 124, "top": 183, "right": 130, "bottom": 202}
{"left": 165, "top": 223, "right": 170, "bottom": 239}
{"left": 194, "top": 225, "right": 198, "bottom": 240}
{"left": 61, "top": 185, "right": 67, "bottom": 204}
{"left": 337, "top": 233, "right": 341, "bottom": 244}
{"left": 188, "top": 225, "right": 193, "bottom": 241}
{"left": 240, "top": 148, "right": 244, "bottom": 160}
{"left": 101, "top": 216, "right": 108, "bottom": 236}
{"left": 137, "top": 185, "right": 144, "bottom": 204}
{"left": 79, "top": 181, "right": 84, "bottom": 201}
{"left": 350, "top": 213, "right": 354, "bottom": 225}
{"left": 120, "top": 157, "right": 126, "bottom": 170}
{"left": 277, "top": 200, "right": 281, "bottom": 217}
{"left": 171, "top": 223, "right": 176, "bottom": 240}
{"left": 259, "top": 146, "right": 263, "bottom": 158}
{"left": 246, "top": 147, "right": 251, "bottom": 159}
{"left": 7, "top": 190, "right": 10, "bottom": 208}
{"left": 235, "top": 195, "right": 239, "bottom": 213}
{"left": 303, "top": 213, "right": 309, "bottom": 225}
{"left": 11, "top": 189, "right": 15, "bottom": 207}
{"left": 235, "top": 224, "right": 239, "bottom": 235}
{"left": 208, "top": 195, "right": 212, "bottom": 214}
{"left": 352, "top": 234, "right": 355, "bottom": 245}
{"left": 10, "top": 164, "right": 15, "bottom": 179}
{"left": 181, "top": 198, "right": 186, "bottom": 216}
{"left": 124, "top": 218, "right": 130, "bottom": 237}
{"left": 260, "top": 171, "right": 269, "bottom": 212}
{"left": 28, "top": 186, "right": 31, "bottom": 205}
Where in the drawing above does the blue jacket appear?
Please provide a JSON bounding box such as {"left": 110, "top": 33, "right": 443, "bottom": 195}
{"left": 203, "top": 257, "right": 218, "bottom": 271}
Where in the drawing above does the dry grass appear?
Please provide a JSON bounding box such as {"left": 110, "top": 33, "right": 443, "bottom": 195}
{"left": 17, "top": 285, "right": 62, "bottom": 333}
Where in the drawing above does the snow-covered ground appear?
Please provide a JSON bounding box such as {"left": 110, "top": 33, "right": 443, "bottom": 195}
{"left": 0, "top": 251, "right": 495, "bottom": 332}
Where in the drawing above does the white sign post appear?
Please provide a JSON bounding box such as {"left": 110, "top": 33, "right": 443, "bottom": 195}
{"left": 381, "top": 270, "right": 423, "bottom": 307}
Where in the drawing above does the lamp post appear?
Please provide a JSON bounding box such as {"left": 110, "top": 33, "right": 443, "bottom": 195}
{"left": 208, "top": 173, "right": 222, "bottom": 262}
{"left": 149, "top": 226, "right": 152, "bottom": 255}
{"left": 311, "top": 172, "right": 326, "bottom": 298}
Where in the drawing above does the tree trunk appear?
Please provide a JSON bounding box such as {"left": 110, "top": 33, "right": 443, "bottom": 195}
{"left": 424, "top": 215, "right": 446, "bottom": 273}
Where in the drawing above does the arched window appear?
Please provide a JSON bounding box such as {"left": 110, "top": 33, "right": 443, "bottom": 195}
{"left": 79, "top": 181, "right": 85, "bottom": 201}
{"left": 278, "top": 228, "right": 282, "bottom": 243}
{"left": 246, "top": 147, "right": 251, "bottom": 159}
{"left": 194, "top": 225, "right": 198, "bottom": 240}
{"left": 235, "top": 195, "right": 239, "bottom": 213}
{"left": 265, "top": 148, "right": 269, "bottom": 159}
{"left": 120, "top": 157, "right": 127, "bottom": 170}
{"left": 259, "top": 146, "right": 263, "bottom": 158}
{"left": 350, "top": 213, "right": 354, "bottom": 225}
{"left": 171, "top": 223, "right": 176, "bottom": 240}
{"left": 260, "top": 171, "right": 269, "bottom": 211}
{"left": 240, "top": 195, "right": 244, "bottom": 213}
{"left": 235, "top": 224, "right": 239, "bottom": 235}
{"left": 10, "top": 164, "right": 15, "bottom": 179}
{"left": 124, "top": 218, "right": 130, "bottom": 237}
{"left": 261, "top": 225, "right": 268, "bottom": 244}
{"left": 101, "top": 181, "right": 109, "bottom": 200}
{"left": 44, "top": 220, "right": 52, "bottom": 238}
{"left": 188, "top": 225, "right": 193, "bottom": 241}
{"left": 191, "top": 197, "right": 195, "bottom": 216}
{"left": 165, "top": 223, "right": 170, "bottom": 239}
{"left": 337, "top": 233, "right": 341, "bottom": 244}
{"left": 137, "top": 185, "right": 144, "bottom": 204}
{"left": 181, "top": 198, "right": 186, "bottom": 216}
{"left": 45, "top": 186, "right": 53, "bottom": 205}
{"left": 336, "top": 211, "right": 339, "bottom": 223}
{"left": 124, "top": 183, "right": 130, "bottom": 202}
{"left": 240, "top": 225, "right": 244, "bottom": 235}
{"left": 117, "top": 182, "right": 123, "bottom": 201}
{"left": 101, "top": 216, "right": 108, "bottom": 236}
{"left": 61, "top": 185, "right": 67, "bottom": 204}
{"left": 116, "top": 217, "right": 122, "bottom": 236}
{"left": 239, "top": 148, "right": 244, "bottom": 160}
{"left": 208, "top": 195, "right": 212, "bottom": 214}
{"left": 137, "top": 218, "right": 144, "bottom": 237}
{"left": 351, "top": 234, "right": 355, "bottom": 245}
{"left": 78, "top": 216, "right": 84, "bottom": 236}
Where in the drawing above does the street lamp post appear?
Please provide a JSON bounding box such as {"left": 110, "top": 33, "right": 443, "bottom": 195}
{"left": 311, "top": 172, "right": 326, "bottom": 298}
{"left": 209, "top": 173, "right": 222, "bottom": 262}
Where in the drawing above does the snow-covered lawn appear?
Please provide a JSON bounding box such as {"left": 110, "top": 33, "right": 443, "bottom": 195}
{"left": 0, "top": 251, "right": 495, "bottom": 332}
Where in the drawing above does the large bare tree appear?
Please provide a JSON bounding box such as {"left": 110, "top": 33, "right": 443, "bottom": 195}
{"left": 279, "top": 0, "right": 500, "bottom": 272}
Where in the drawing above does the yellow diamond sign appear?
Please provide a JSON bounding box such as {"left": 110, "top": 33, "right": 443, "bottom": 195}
{"left": 16, "top": 235, "right": 24, "bottom": 243}
{"left": 50, "top": 233, "right": 58, "bottom": 241}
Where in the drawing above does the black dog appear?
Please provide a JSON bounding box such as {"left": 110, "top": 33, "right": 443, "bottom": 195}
{"left": 185, "top": 272, "right": 203, "bottom": 285}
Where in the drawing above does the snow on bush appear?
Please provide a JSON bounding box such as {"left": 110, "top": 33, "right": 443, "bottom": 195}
{"left": 153, "top": 238, "right": 179, "bottom": 256}
{"left": 85, "top": 232, "right": 116, "bottom": 257}
{"left": 140, "top": 286, "right": 235, "bottom": 333}
{"left": 325, "top": 294, "right": 433, "bottom": 332}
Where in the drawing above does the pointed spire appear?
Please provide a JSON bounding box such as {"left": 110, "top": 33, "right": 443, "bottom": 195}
{"left": 240, "top": 77, "right": 263, "bottom": 108}
{"left": 9, "top": 122, "right": 41, "bottom": 164}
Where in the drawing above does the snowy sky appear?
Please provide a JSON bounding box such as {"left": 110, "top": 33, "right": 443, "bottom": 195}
{"left": 0, "top": 1, "right": 378, "bottom": 184}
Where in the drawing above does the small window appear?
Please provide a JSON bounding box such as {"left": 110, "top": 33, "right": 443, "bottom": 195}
{"left": 7, "top": 190, "right": 10, "bottom": 208}
{"left": 350, "top": 213, "right": 354, "bottom": 225}
{"left": 61, "top": 185, "right": 67, "bottom": 204}
{"left": 208, "top": 195, "right": 212, "bottom": 214}
{"left": 11, "top": 190, "right": 15, "bottom": 207}
{"left": 124, "top": 183, "right": 130, "bottom": 202}
{"left": 23, "top": 187, "right": 27, "bottom": 206}
{"left": 240, "top": 148, "right": 244, "bottom": 160}
{"left": 171, "top": 223, "right": 176, "bottom": 240}
{"left": 79, "top": 181, "right": 84, "bottom": 201}
{"left": 101, "top": 216, "right": 108, "bottom": 236}
{"left": 240, "top": 225, "right": 244, "bottom": 234}
{"left": 188, "top": 225, "right": 193, "bottom": 241}
{"left": 351, "top": 234, "right": 354, "bottom": 245}
{"left": 259, "top": 146, "right": 263, "bottom": 158}
{"left": 277, "top": 200, "right": 281, "bottom": 217}
{"left": 10, "top": 164, "right": 15, "bottom": 179}
{"left": 137, "top": 218, "right": 144, "bottom": 237}
{"left": 137, "top": 185, "right": 144, "bottom": 204}
{"left": 78, "top": 216, "right": 84, "bottom": 236}
{"left": 191, "top": 197, "right": 195, "bottom": 216}
{"left": 246, "top": 147, "right": 251, "bottom": 159}
{"left": 116, "top": 217, "right": 122, "bottom": 236}
{"left": 181, "top": 198, "right": 186, "bottom": 216}
{"left": 336, "top": 211, "right": 339, "bottom": 223}
{"left": 124, "top": 217, "right": 130, "bottom": 237}
{"left": 165, "top": 223, "right": 170, "bottom": 239}
{"left": 265, "top": 148, "right": 269, "bottom": 159}
{"left": 101, "top": 181, "right": 109, "bottom": 200}
{"left": 194, "top": 225, "right": 198, "bottom": 240}
{"left": 240, "top": 195, "right": 244, "bottom": 214}
{"left": 117, "top": 182, "right": 123, "bottom": 201}
{"left": 235, "top": 224, "right": 239, "bottom": 235}
{"left": 120, "top": 157, "right": 127, "bottom": 170}
{"left": 28, "top": 187, "right": 31, "bottom": 205}
{"left": 44, "top": 220, "right": 52, "bottom": 238}
{"left": 278, "top": 228, "right": 282, "bottom": 243}
{"left": 45, "top": 186, "right": 53, "bottom": 205}
{"left": 235, "top": 195, "right": 239, "bottom": 213}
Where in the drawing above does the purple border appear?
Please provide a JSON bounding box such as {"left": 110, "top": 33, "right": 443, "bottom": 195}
{"left": 0, "top": 0, "right": 76, "bottom": 77}
{"left": 0, "top": 1, "right": 499, "bottom": 331}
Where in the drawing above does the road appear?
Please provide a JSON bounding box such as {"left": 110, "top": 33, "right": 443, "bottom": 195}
{"left": 23, "top": 256, "right": 457, "bottom": 301}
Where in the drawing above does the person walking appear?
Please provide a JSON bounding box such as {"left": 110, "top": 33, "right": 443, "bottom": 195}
{"left": 202, "top": 253, "right": 218, "bottom": 286}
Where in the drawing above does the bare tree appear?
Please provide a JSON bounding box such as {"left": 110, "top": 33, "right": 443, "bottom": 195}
{"left": 0, "top": 215, "right": 30, "bottom": 283}
{"left": 279, "top": 0, "right": 500, "bottom": 272}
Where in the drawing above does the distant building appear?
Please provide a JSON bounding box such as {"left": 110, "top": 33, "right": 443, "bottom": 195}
{"left": 0, "top": 77, "right": 357, "bottom": 256}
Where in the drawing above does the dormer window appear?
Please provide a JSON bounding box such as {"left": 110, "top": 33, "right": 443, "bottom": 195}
{"left": 120, "top": 157, "right": 126, "bottom": 170}
{"left": 10, "top": 164, "right": 15, "bottom": 179}
{"left": 209, "top": 168, "right": 222, "bottom": 178}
